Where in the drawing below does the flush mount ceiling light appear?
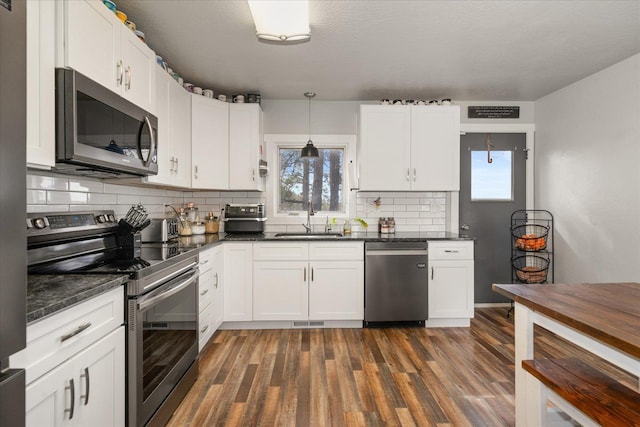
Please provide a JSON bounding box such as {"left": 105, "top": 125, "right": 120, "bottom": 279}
{"left": 301, "top": 92, "right": 319, "bottom": 158}
{"left": 247, "top": 0, "right": 310, "bottom": 43}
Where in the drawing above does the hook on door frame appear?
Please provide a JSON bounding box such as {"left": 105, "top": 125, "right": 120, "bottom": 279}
{"left": 486, "top": 133, "right": 493, "bottom": 163}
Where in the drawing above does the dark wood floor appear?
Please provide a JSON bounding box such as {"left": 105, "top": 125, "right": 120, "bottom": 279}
{"left": 167, "top": 308, "right": 638, "bottom": 426}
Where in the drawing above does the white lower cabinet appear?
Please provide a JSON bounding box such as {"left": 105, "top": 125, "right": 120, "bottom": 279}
{"left": 252, "top": 242, "right": 364, "bottom": 322}
{"left": 13, "top": 287, "right": 125, "bottom": 427}
{"left": 427, "top": 241, "right": 474, "bottom": 326}
{"left": 198, "top": 245, "right": 224, "bottom": 350}
{"left": 223, "top": 243, "right": 253, "bottom": 322}
{"left": 26, "top": 327, "right": 125, "bottom": 427}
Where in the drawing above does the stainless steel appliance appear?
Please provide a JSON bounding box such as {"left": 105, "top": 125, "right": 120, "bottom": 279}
{"left": 141, "top": 218, "right": 180, "bottom": 242}
{"left": 27, "top": 211, "right": 199, "bottom": 427}
{"left": 55, "top": 68, "right": 158, "bottom": 178}
{"left": 0, "top": 1, "right": 27, "bottom": 425}
{"left": 223, "top": 203, "right": 266, "bottom": 234}
{"left": 364, "top": 241, "right": 429, "bottom": 326}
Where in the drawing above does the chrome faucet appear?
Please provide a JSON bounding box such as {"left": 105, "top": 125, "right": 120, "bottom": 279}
{"left": 302, "top": 200, "right": 314, "bottom": 233}
{"left": 324, "top": 216, "right": 332, "bottom": 234}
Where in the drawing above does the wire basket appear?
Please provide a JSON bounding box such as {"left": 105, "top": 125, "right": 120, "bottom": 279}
{"left": 512, "top": 255, "right": 550, "bottom": 284}
{"left": 512, "top": 223, "right": 549, "bottom": 251}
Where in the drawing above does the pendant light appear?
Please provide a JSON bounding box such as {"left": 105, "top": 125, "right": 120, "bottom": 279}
{"left": 301, "top": 92, "right": 319, "bottom": 158}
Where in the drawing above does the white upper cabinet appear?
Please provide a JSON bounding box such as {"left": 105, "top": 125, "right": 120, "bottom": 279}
{"left": 60, "top": 0, "right": 156, "bottom": 113}
{"left": 191, "top": 96, "right": 230, "bottom": 189}
{"left": 358, "top": 105, "right": 460, "bottom": 191}
{"left": 26, "top": 0, "right": 56, "bottom": 169}
{"left": 144, "top": 69, "right": 191, "bottom": 188}
{"left": 229, "top": 103, "right": 264, "bottom": 191}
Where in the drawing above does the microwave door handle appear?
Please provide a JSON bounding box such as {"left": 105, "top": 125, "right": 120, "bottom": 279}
{"left": 139, "top": 116, "right": 156, "bottom": 167}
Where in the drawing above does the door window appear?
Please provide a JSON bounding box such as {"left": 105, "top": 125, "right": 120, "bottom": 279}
{"left": 471, "top": 150, "right": 513, "bottom": 201}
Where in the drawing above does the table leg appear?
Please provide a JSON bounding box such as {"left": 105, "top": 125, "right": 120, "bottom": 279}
{"left": 514, "top": 303, "right": 545, "bottom": 426}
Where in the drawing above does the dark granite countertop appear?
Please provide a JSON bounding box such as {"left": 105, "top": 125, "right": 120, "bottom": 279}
{"left": 177, "top": 231, "right": 472, "bottom": 247}
{"left": 27, "top": 274, "right": 128, "bottom": 324}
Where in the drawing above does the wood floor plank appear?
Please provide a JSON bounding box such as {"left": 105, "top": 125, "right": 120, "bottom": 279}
{"left": 166, "top": 308, "right": 639, "bottom": 427}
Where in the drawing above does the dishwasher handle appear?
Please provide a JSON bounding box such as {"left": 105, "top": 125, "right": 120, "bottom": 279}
{"left": 365, "top": 249, "right": 427, "bottom": 256}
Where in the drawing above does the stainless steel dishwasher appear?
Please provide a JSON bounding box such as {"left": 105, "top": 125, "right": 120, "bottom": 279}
{"left": 364, "top": 241, "right": 428, "bottom": 326}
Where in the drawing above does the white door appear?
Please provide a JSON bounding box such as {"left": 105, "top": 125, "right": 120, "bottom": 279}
{"left": 120, "top": 28, "right": 155, "bottom": 112}
{"left": 26, "top": 362, "right": 73, "bottom": 427}
{"left": 145, "top": 69, "right": 172, "bottom": 185}
{"left": 191, "top": 97, "right": 229, "bottom": 189}
{"left": 358, "top": 105, "right": 411, "bottom": 191}
{"left": 223, "top": 243, "right": 253, "bottom": 321}
{"left": 308, "top": 261, "right": 364, "bottom": 320}
{"left": 253, "top": 261, "right": 308, "bottom": 320}
{"left": 168, "top": 82, "right": 192, "bottom": 188}
{"left": 229, "top": 104, "right": 261, "bottom": 190}
{"left": 428, "top": 260, "right": 474, "bottom": 318}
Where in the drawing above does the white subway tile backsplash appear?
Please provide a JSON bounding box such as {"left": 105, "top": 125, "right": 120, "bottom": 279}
{"left": 27, "top": 190, "right": 47, "bottom": 204}
{"left": 87, "top": 193, "right": 118, "bottom": 205}
{"left": 27, "top": 174, "right": 68, "bottom": 191}
{"left": 27, "top": 204, "right": 68, "bottom": 213}
{"left": 117, "top": 194, "right": 143, "bottom": 205}
{"left": 47, "top": 191, "right": 87, "bottom": 205}
{"left": 69, "top": 179, "right": 104, "bottom": 193}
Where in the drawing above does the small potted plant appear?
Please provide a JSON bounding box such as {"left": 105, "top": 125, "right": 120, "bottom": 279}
{"left": 332, "top": 217, "right": 368, "bottom": 235}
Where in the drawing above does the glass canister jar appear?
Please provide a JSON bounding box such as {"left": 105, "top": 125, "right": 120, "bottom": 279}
{"left": 205, "top": 212, "right": 219, "bottom": 234}
{"left": 178, "top": 208, "right": 193, "bottom": 236}
{"left": 185, "top": 202, "right": 199, "bottom": 223}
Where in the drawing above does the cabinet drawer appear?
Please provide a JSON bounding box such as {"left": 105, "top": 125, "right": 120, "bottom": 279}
{"left": 198, "top": 303, "right": 213, "bottom": 352}
{"left": 199, "top": 247, "right": 217, "bottom": 273}
{"left": 199, "top": 269, "right": 213, "bottom": 311}
{"left": 428, "top": 241, "right": 474, "bottom": 260}
{"left": 253, "top": 242, "right": 309, "bottom": 261}
{"left": 309, "top": 242, "right": 364, "bottom": 261}
{"left": 11, "top": 287, "right": 124, "bottom": 384}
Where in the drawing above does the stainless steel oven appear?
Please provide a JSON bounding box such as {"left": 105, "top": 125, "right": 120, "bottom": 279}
{"left": 127, "top": 255, "right": 199, "bottom": 427}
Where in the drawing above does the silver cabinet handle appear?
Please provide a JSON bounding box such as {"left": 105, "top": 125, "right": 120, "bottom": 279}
{"left": 125, "top": 65, "right": 132, "bottom": 90}
{"left": 413, "top": 168, "right": 417, "bottom": 182}
{"left": 116, "top": 60, "right": 124, "bottom": 85}
{"left": 65, "top": 378, "right": 75, "bottom": 419}
{"left": 304, "top": 267, "right": 307, "bottom": 281}
{"left": 214, "top": 272, "right": 219, "bottom": 288}
{"left": 311, "top": 267, "right": 314, "bottom": 282}
{"left": 200, "top": 325, "right": 209, "bottom": 334}
{"left": 431, "top": 267, "right": 434, "bottom": 280}
{"left": 194, "top": 165, "right": 198, "bottom": 180}
{"left": 175, "top": 157, "right": 179, "bottom": 173}
{"left": 80, "top": 367, "right": 90, "bottom": 406}
{"left": 406, "top": 168, "right": 410, "bottom": 182}
{"left": 141, "top": 116, "right": 156, "bottom": 167}
{"left": 444, "top": 250, "right": 460, "bottom": 253}
{"left": 200, "top": 288, "right": 209, "bottom": 296}
{"left": 200, "top": 259, "right": 209, "bottom": 266}
{"left": 61, "top": 322, "right": 92, "bottom": 342}
{"left": 252, "top": 168, "right": 256, "bottom": 182}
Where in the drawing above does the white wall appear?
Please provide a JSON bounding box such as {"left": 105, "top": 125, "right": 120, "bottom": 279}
{"left": 534, "top": 54, "right": 640, "bottom": 283}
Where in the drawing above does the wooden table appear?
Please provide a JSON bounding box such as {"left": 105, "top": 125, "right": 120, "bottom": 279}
{"left": 493, "top": 282, "right": 640, "bottom": 426}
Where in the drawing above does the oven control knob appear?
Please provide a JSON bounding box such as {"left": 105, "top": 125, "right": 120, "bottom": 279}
{"left": 96, "top": 215, "right": 106, "bottom": 223}
{"left": 33, "top": 218, "right": 47, "bottom": 229}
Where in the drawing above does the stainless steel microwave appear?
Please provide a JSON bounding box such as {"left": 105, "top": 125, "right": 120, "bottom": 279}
{"left": 55, "top": 68, "right": 158, "bottom": 178}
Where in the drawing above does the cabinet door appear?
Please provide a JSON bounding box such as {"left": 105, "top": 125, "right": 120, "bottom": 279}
{"left": 198, "top": 304, "right": 213, "bottom": 352}
{"left": 120, "top": 27, "right": 155, "bottom": 113}
{"left": 27, "top": 0, "right": 56, "bottom": 169}
{"left": 358, "top": 105, "right": 411, "bottom": 191}
{"left": 72, "top": 328, "right": 125, "bottom": 427}
{"left": 223, "top": 243, "right": 253, "bottom": 321}
{"left": 308, "top": 261, "right": 364, "bottom": 321}
{"left": 229, "top": 104, "right": 263, "bottom": 191}
{"left": 210, "top": 245, "right": 225, "bottom": 331}
{"left": 199, "top": 269, "right": 214, "bottom": 312}
{"left": 428, "top": 260, "right": 474, "bottom": 319}
{"left": 192, "top": 96, "right": 229, "bottom": 189}
{"left": 410, "top": 106, "right": 460, "bottom": 191}
{"left": 64, "top": 0, "right": 121, "bottom": 95}
{"left": 144, "top": 69, "right": 172, "bottom": 185}
{"left": 26, "top": 362, "right": 73, "bottom": 427}
{"left": 168, "top": 81, "right": 192, "bottom": 188}
{"left": 253, "top": 261, "right": 308, "bottom": 321}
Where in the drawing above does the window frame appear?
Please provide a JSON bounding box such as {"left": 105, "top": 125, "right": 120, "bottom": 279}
{"left": 264, "top": 134, "right": 357, "bottom": 226}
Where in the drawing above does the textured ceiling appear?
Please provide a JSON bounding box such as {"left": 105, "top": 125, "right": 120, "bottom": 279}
{"left": 118, "top": 0, "right": 640, "bottom": 101}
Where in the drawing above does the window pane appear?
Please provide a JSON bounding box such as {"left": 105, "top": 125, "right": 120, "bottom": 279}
{"left": 471, "top": 150, "right": 513, "bottom": 200}
{"left": 279, "top": 147, "right": 344, "bottom": 213}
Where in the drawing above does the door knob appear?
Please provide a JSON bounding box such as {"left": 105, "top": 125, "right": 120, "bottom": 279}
{"left": 460, "top": 224, "right": 470, "bottom": 231}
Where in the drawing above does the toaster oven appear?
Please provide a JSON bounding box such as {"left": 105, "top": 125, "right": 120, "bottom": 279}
{"left": 223, "top": 204, "right": 266, "bottom": 234}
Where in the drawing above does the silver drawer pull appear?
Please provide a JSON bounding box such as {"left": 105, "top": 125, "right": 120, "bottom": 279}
{"left": 200, "top": 325, "right": 209, "bottom": 334}
{"left": 200, "top": 259, "right": 209, "bottom": 265}
{"left": 200, "top": 289, "right": 209, "bottom": 296}
{"left": 444, "top": 250, "right": 460, "bottom": 253}
{"left": 61, "top": 322, "right": 92, "bottom": 342}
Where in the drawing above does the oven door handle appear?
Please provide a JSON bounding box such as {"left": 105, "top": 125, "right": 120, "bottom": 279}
{"left": 137, "top": 271, "right": 198, "bottom": 311}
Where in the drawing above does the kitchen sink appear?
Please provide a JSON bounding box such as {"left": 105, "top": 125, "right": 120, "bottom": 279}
{"left": 274, "top": 232, "right": 344, "bottom": 239}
